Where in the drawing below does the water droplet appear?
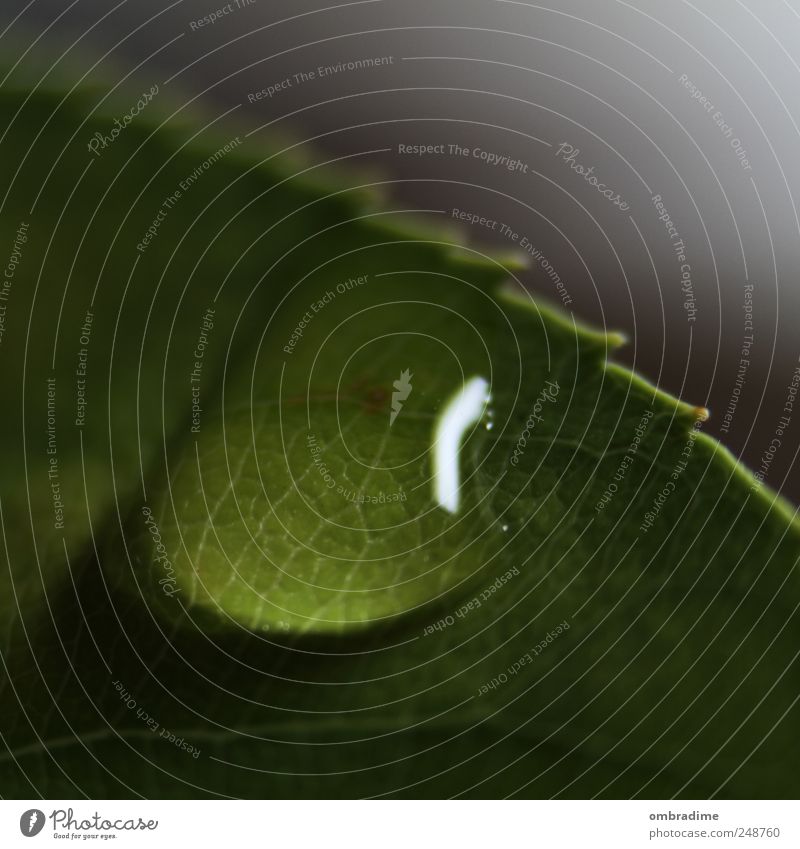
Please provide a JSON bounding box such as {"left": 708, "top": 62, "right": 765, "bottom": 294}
{"left": 485, "top": 421, "right": 494, "bottom": 430}
{"left": 501, "top": 524, "right": 509, "bottom": 532}
{"left": 432, "top": 376, "right": 491, "bottom": 513}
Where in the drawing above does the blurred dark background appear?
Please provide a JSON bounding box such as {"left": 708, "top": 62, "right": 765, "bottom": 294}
{"left": 3, "top": 0, "right": 800, "bottom": 500}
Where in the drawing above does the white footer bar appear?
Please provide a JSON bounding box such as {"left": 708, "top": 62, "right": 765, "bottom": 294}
{"left": 1, "top": 799, "right": 796, "bottom": 848}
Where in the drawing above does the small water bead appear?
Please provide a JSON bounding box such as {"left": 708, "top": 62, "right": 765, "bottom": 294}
{"left": 432, "top": 376, "right": 491, "bottom": 514}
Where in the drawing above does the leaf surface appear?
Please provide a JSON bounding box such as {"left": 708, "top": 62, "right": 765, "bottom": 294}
{"left": 1, "top": 78, "right": 799, "bottom": 800}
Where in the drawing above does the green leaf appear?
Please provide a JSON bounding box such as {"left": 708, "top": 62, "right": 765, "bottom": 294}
{"left": 1, "top": 74, "right": 799, "bottom": 800}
